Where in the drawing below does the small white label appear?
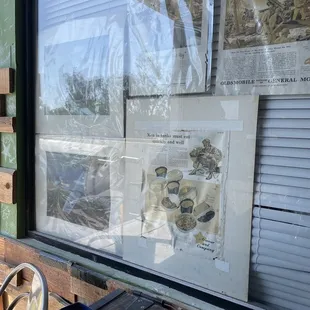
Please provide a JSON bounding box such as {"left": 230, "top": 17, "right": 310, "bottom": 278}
{"left": 215, "top": 259, "right": 230, "bottom": 273}
{"left": 135, "top": 120, "right": 244, "bottom": 132}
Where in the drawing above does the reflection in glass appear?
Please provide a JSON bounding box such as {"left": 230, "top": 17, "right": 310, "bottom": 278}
{"left": 43, "top": 36, "right": 109, "bottom": 116}
{"left": 137, "top": 0, "right": 203, "bottom": 48}
{"left": 46, "top": 152, "right": 111, "bottom": 231}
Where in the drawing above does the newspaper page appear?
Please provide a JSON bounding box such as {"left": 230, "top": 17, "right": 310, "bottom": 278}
{"left": 216, "top": 0, "right": 310, "bottom": 95}
{"left": 137, "top": 130, "right": 228, "bottom": 260}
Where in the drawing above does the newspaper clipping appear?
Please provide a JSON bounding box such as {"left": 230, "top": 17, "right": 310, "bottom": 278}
{"left": 140, "top": 130, "right": 228, "bottom": 259}
{"left": 216, "top": 0, "right": 310, "bottom": 95}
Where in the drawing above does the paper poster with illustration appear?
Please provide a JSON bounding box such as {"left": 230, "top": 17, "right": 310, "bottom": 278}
{"left": 140, "top": 131, "right": 228, "bottom": 259}
{"left": 36, "top": 9, "right": 127, "bottom": 137}
{"left": 45, "top": 151, "right": 112, "bottom": 231}
{"left": 217, "top": 0, "right": 310, "bottom": 95}
{"left": 124, "top": 96, "right": 259, "bottom": 301}
{"left": 43, "top": 37, "right": 110, "bottom": 117}
{"left": 36, "top": 136, "right": 125, "bottom": 256}
{"left": 128, "top": 0, "right": 213, "bottom": 96}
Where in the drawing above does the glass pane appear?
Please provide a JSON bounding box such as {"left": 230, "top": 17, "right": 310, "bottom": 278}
{"left": 36, "top": 0, "right": 213, "bottom": 255}
{"left": 35, "top": 0, "right": 258, "bottom": 300}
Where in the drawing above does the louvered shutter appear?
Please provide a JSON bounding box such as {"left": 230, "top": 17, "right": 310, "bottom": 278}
{"left": 41, "top": 0, "right": 127, "bottom": 29}
{"left": 250, "top": 97, "right": 310, "bottom": 310}
{"left": 211, "top": 1, "right": 220, "bottom": 92}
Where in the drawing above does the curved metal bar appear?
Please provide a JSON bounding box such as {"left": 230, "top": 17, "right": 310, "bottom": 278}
{"left": 7, "top": 292, "right": 29, "bottom": 310}
{"left": 49, "top": 292, "right": 71, "bottom": 307}
{"left": 0, "top": 263, "right": 48, "bottom": 310}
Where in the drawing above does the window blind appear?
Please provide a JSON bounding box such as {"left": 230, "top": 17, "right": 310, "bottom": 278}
{"left": 42, "top": 0, "right": 126, "bottom": 29}
{"left": 211, "top": 2, "right": 220, "bottom": 91}
{"left": 251, "top": 97, "right": 310, "bottom": 310}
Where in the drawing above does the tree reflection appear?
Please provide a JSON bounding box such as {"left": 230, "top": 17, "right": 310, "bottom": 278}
{"left": 47, "top": 72, "right": 110, "bottom": 116}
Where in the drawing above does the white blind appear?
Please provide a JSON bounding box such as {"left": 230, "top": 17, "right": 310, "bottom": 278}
{"left": 254, "top": 98, "right": 310, "bottom": 215}
{"left": 251, "top": 97, "right": 310, "bottom": 310}
{"left": 211, "top": 2, "right": 220, "bottom": 91}
{"left": 41, "top": 0, "right": 126, "bottom": 29}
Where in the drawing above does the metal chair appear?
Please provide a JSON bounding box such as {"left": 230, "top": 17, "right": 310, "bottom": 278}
{"left": 0, "top": 263, "right": 48, "bottom": 310}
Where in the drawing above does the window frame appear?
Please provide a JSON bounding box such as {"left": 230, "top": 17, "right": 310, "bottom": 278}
{"left": 19, "top": 1, "right": 253, "bottom": 309}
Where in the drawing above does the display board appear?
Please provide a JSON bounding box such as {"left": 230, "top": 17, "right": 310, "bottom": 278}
{"left": 35, "top": 136, "right": 125, "bottom": 256}
{"left": 216, "top": 0, "right": 310, "bottom": 95}
{"left": 123, "top": 95, "right": 259, "bottom": 301}
{"left": 36, "top": 5, "right": 127, "bottom": 137}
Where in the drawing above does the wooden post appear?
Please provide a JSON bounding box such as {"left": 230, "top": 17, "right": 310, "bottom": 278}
{"left": 0, "top": 168, "right": 17, "bottom": 204}
{"left": 0, "top": 117, "right": 16, "bottom": 133}
{"left": 0, "top": 69, "right": 14, "bottom": 94}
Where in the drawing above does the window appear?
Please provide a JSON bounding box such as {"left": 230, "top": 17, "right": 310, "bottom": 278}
{"left": 30, "top": 1, "right": 310, "bottom": 309}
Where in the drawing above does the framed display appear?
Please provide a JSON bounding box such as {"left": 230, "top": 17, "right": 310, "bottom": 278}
{"left": 36, "top": 8, "right": 127, "bottom": 137}
{"left": 128, "top": 0, "right": 213, "bottom": 96}
{"left": 35, "top": 136, "right": 125, "bottom": 256}
{"left": 123, "top": 95, "right": 259, "bottom": 301}
{"left": 216, "top": 0, "right": 310, "bottom": 95}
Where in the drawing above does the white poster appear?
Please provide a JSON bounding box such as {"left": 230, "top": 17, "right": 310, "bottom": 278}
{"left": 216, "top": 0, "right": 310, "bottom": 96}
{"left": 35, "top": 136, "right": 125, "bottom": 256}
{"left": 128, "top": 0, "right": 213, "bottom": 96}
{"left": 37, "top": 6, "right": 127, "bottom": 138}
{"left": 123, "top": 95, "right": 259, "bottom": 301}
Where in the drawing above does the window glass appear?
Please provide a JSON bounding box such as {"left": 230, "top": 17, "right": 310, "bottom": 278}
{"left": 36, "top": 0, "right": 213, "bottom": 251}
{"left": 35, "top": 0, "right": 258, "bottom": 301}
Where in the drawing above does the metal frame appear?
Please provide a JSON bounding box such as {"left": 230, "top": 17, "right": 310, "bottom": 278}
{"left": 0, "top": 263, "right": 48, "bottom": 310}
{"left": 16, "top": 0, "right": 37, "bottom": 236}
